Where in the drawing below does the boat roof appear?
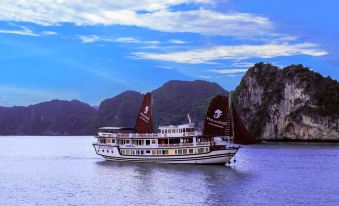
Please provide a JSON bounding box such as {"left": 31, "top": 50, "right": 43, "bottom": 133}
{"left": 158, "top": 123, "right": 195, "bottom": 129}
{"left": 99, "top": 127, "right": 134, "bottom": 131}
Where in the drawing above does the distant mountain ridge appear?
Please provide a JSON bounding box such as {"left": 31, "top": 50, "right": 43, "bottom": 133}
{"left": 0, "top": 100, "right": 97, "bottom": 135}
{"left": 0, "top": 80, "right": 227, "bottom": 135}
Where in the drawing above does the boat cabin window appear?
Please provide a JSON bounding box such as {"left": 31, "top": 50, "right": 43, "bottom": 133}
{"left": 119, "top": 140, "right": 129, "bottom": 145}
{"left": 182, "top": 138, "right": 193, "bottom": 143}
{"left": 146, "top": 140, "right": 150, "bottom": 145}
{"left": 183, "top": 128, "right": 194, "bottom": 133}
{"left": 99, "top": 129, "right": 116, "bottom": 133}
{"left": 158, "top": 139, "right": 169, "bottom": 145}
{"left": 99, "top": 128, "right": 134, "bottom": 134}
{"left": 169, "top": 138, "right": 180, "bottom": 144}
{"left": 197, "top": 148, "right": 204, "bottom": 153}
{"left": 132, "top": 140, "right": 144, "bottom": 145}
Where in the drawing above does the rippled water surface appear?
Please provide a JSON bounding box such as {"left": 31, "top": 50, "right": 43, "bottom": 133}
{"left": 0, "top": 136, "right": 338, "bottom": 206}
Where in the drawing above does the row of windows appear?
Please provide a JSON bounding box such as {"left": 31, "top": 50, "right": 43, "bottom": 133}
{"left": 99, "top": 138, "right": 158, "bottom": 145}
{"left": 99, "top": 138, "right": 116, "bottom": 144}
{"left": 120, "top": 147, "right": 209, "bottom": 156}
{"left": 160, "top": 128, "right": 194, "bottom": 134}
{"left": 99, "top": 138, "right": 208, "bottom": 148}
{"left": 98, "top": 149, "right": 114, "bottom": 154}
{"left": 99, "top": 138, "right": 204, "bottom": 145}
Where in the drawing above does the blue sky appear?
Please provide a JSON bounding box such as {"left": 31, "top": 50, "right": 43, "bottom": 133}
{"left": 0, "top": 0, "right": 338, "bottom": 106}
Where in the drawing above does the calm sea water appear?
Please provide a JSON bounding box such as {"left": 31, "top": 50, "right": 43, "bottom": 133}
{"left": 0, "top": 136, "right": 338, "bottom": 206}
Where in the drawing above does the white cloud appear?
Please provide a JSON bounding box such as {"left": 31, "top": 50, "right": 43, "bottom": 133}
{"left": 0, "top": 26, "right": 58, "bottom": 37}
{"left": 0, "top": 1, "right": 272, "bottom": 37}
{"left": 169, "top": 39, "right": 187, "bottom": 44}
{"left": 225, "top": 74, "right": 242, "bottom": 77}
{"left": 0, "top": 26, "right": 40, "bottom": 36}
{"left": 78, "top": 35, "right": 100, "bottom": 43}
{"left": 230, "top": 62, "right": 255, "bottom": 68}
{"left": 114, "top": 37, "right": 141, "bottom": 43}
{"left": 78, "top": 35, "right": 160, "bottom": 45}
{"left": 115, "top": 37, "right": 159, "bottom": 44}
{"left": 138, "top": 10, "right": 272, "bottom": 36}
{"left": 41, "top": 31, "right": 58, "bottom": 36}
{"left": 133, "top": 43, "right": 328, "bottom": 64}
{"left": 275, "top": 35, "right": 298, "bottom": 42}
{"left": 209, "top": 69, "right": 248, "bottom": 74}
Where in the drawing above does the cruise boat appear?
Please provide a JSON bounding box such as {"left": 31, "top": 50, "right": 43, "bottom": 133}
{"left": 93, "top": 93, "right": 259, "bottom": 164}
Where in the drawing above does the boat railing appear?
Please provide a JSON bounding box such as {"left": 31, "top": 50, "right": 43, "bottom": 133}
{"left": 98, "top": 131, "right": 203, "bottom": 139}
{"left": 158, "top": 131, "right": 201, "bottom": 138}
{"left": 158, "top": 143, "right": 194, "bottom": 147}
{"left": 118, "top": 133, "right": 160, "bottom": 138}
{"left": 196, "top": 142, "right": 210, "bottom": 146}
{"left": 118, "top": 142, "right": 209, "bottom": 148}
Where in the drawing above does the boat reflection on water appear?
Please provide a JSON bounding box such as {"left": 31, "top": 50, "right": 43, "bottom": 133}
{"left": 94, "top": 159, "right": 252, "bottom": 205}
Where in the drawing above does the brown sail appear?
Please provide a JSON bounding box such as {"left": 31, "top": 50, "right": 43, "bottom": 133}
{"left": 203, "top": 95, "right": 260, "bottom": 144}
{"left": 232, "top": 104, "right": 260, "bottom": 144}
{"left": 134, "top": 92, "right": 153, "bottom": 133}
{"left": 202, "top": 95, "right": 232, "bottom": 137}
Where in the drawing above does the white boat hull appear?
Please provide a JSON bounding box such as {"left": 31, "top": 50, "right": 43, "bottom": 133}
{"left": 93, "top": 144, "right": 239, "bottom": 165}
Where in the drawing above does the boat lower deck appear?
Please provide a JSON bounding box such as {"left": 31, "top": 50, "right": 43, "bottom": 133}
{"left": 93, "top": 143, "right": 239, "bottom": 164}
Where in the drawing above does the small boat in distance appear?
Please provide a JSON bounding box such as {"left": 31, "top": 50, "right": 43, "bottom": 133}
{"left": 93, "top": 93, "right": 259, "bottom": 164}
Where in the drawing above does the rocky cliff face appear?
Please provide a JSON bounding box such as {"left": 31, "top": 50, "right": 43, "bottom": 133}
{"left": 234, "top": 63, "right": 339, "bottom": 141}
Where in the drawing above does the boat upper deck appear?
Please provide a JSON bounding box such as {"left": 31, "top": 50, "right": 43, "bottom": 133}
{"left": 97, "top": 131, "right": 202, "bottom": 139}
{"left": 97, "top": 123, "right": 203, "bottom": 139}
